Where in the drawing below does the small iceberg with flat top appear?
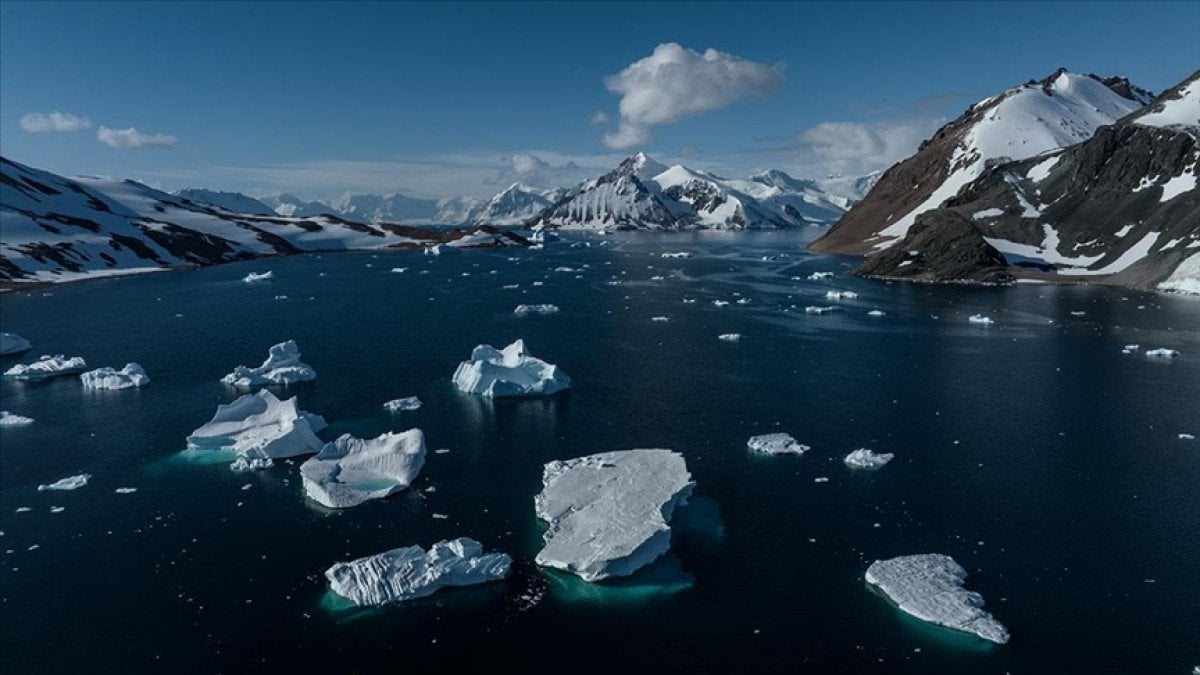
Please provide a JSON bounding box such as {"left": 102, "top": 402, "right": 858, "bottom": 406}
{"left": 845, "top": 448, "right": 894, "bottom": 469}
{"left": 186, "top": 390, "right": 325, "bottom": 465}
{"left": 221, "top": 340, "right": 316, "bottom": 387}
{"left": 452, "top": 339, "right": 570, "bottom": 397}
{"left": 535, "top": 448, "right": 694, "bottom": 582}
{"left": 866, "top": 553, "right": 1009, "bottom": 644}
{"left": 747, "top": 433, "right": 809, "bottom": 456}
{"left": 383, "top": 396, "right": 422, "bottom": 412}
{"left": 514, "top": 304, "right": 560, "bottom": 317}
{"left": 37, "top": 474, "right": 91, "bottom": 491}
{"left": 325, "top": 538, "right": 511, "bottom": 606}
{"left": 4, "top": 355, "right": 88, "bottom": 381}
{"left": 301, "top": 430, "right": 426, "bottom": 509}
{"left": 81, "top": 363, "right": 150, "bottom": 390}
{"left": 0, "top": 411, "right": 34, "bottom": 427}
{"left": 243, "top": 271, "right": 274, "bottom": 282}
{"left": 0, "top": 333, "right": 32, "bottom": 355}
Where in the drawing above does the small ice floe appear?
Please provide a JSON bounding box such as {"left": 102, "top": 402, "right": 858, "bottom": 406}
{"left": 651, "top": 316, "right": 670, "bottom": 322}
{"left": 230, "top": 456, "right": 274, "bottom": 472}
{"left": 682, "top": 298, "right": 697, "bottom": 304}
{"left": 325, "top": 538, "right": 511, "bottom": 606}
{"left": 717, "top": 333, "right": 741, "bottom": 342}
{"left": 968, "top": 314, "right": 994, "bottom": 325}
{"left": 0, "top": 333, "right": 32, "bottom": 355}
{"left": 867, "top": 310, "right": 886, "bottom": 317}
{"left": 1145, "top": 348, "right": 1180, "bottom": 358}
{"left": 452, "top": 339, "right": 570, "bottom": 397}
{"left": 15, "top": 507, "right": 32, "bottom": 513}
{"left": 274, "top": 295, "right": 288, "bottom": 300}
{"left": 4, "top": 355, "right": 88, "bottom": 381}
{"left": 554, "top": 266, "right": 576, "bottom": 273}
{"left": 805, "top": 306, "right": 839, "bottom": 315}
{"left": 49, "top": 506, "right": 65, "bottom": 513}
{"left": 513, "top": 304, "right": 560, "bottom": 317}
{"left": 813, "top": 477, "right": 829, "bottom": 483}
{"left": 712, "top": 300, "right": 730, "bottom": 307}
{"left": 865, "top": 554, "right": 1009, "bottom": 644}
{"left": 747, "top": 433, "right": 809, "bottom": 456}
{"left": 114, "top": 487, "right": 138, "bottom": 494}
{"left": 383, "top": 397, "right": 422, "bottom": 412}
{"left": 432, "top": 513, "right": 449, "bottom": 520}
{"left": 434, "top": 448, "right": 451, "bottom": 455}
{"left": 424, "top": 244, "right": 458, "bottom": 256}
{"left": 221, "top": 340, "right": 317, "bottom": 387}
{"left": 736, "top": 298, "right": 751, "bottom": 305}
{"left": 0, "top": 411, "right": 34, "bottom": 427}
{"left": 301, "top": 430, "right": 426, "bottom": 509}
{"left": 844, "top": 448, "right": 894, "bottom": 469}
{"left": 187, "top": 390, "right": 325, "bottom": 464}
{"left": 391, "top": 267, "right": 408, "bottom": 273}
{"left": 1070, "top": 311, "right": 1086, "bottom": 316}
{"left": 807, "top": 272, "right": 834, "bottom": 280}
{"left": 1122, "top": 344, "right": 1140, "bottom": 354}
{"left": 661, "top": 252, "right": 692, "bottom": 258}
{"left": 1178, "top": 433, "right": 1195, "bottom": 440}
{"left": 825, "top": 290, "right": 858, "bottom": 300}
{"left": 502, "top": 284, "right": 520, "bottom": 290}
{"left": 243, "top": 271, "right": 274, "bottom": 283}
{"left": 37, "top": 474, "right": 91, "bottom": 491}
{"left": 80, "top": 363, "right": 150, "bottom": 390}
{"left": 534, "top": 448, "right": 693, "bottom": 582}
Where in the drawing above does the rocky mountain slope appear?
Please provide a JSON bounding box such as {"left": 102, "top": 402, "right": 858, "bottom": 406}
{"left": 811, "top": 69, "right": 1155, "bottom": 255}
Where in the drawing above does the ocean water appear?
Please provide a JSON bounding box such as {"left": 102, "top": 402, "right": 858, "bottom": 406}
{"left": 1, "top": 231, "right": 1197, "bottom": 673}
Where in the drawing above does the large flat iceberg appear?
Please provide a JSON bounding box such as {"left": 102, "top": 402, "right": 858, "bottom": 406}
{"left": 4, "top": 355, "right": 88, "bottom": 381}
{"left": 866, "top": 553, "right": 1009, "bottom": 644}
{"left": 0, "top": 333, "right": 32, "bottom": 355}
{"left": 325, "top": 538, "right": 511, "bottom": 606}
{"left": 452, "top": 339, "right": 570, "bottom": 397}
{"left": 186, "top": 390, "right": 326, "bottom": 462}
{"left": 80, "top": 363, "right": 150, "bottom": 390}
{"left": 301, "top": 430, "right": 426, "bottom": 509}
{"left": 534, "top": 448, "right": 694, "bottom": 582}
{"left": 221, "top": 340, "right": 316, "bottom": 387}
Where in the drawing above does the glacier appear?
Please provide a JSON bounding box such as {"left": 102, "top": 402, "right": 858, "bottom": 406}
{"left": 221, "top": 340, "right": 316, "bottom": 388}
{"left": 325, "top": 538, "right": 511, "bottom": 606}
{"left": 866, "top": 553, "right": 1009, "bottom": 644}
{"left": 301, "top": 430, "right": 426, "bottom": 509}
{"left": 80, "top": 363, "right": 150, "bottom": 390}
{"left": 452, "top": 339, "right": 571, "bottom": 397}
{"left": 4, "top": 355, "right": 88, "bottom": 381}
{"left": 534, "top": 448, "right": 694, "bottom": 582}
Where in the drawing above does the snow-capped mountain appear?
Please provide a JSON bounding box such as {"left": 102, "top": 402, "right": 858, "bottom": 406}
{"left": 434, "top": 196, "right": 484, "bottom": 225}
{"left": 852, "top": 70, "right": 1198, "bottom": 293}
{"left": 811, "top": 69, "right": 1156, "bottom": 254}
{"left": 467, "top": 183, "right": 565, "bottom": 226}
{"left": 528, "top": 152, "right": 849, "bottom": 230}
{"left": 331, "top": 191, "right": 441, "bottom": 224}
{"left": 0, "top": 157, "right": 529, "bottom": 283}
{"left": 812, "top": 171, "right": 883, "bottom": 209}
{"left": 173, "top": 189, "right": 277, "bottom": 216}
{"left": 261, "top": 193, "right": 337, "bottom": 218}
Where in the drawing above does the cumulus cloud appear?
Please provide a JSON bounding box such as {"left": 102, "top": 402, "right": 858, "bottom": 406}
{"left": 19, "top": 111, "right": 92, "bottom": 133}
{"left": 589, "top": 110, "right": 610, "bottom": 125}
{"left": 601, "top": 42, "right": 785, "bottom": 150}
{"left": 749, "top": 113, "right": 946, "bottom": 179}
{"left": 507, "top": 152, "right": 550, "bottom": 176}
{"left": 97, "top": 126, "right": 178, "bottom": 149}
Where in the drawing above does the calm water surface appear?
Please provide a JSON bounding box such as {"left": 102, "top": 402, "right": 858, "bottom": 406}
{"left": 1, "top": 231, "right": 1197, "bottom": 673}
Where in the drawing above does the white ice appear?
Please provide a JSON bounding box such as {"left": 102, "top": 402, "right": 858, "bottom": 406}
{"left": 866, "top": 553, "right": 1009, "bottom": 644}
{"left": 301, "top": 430, "right": 426, "bottom": 509}
{"left": 514, "top": 304, "right": 560, "bottom": 317}
{"left": 221, "top": 340, "right": 317, "bottom": 387}
{"left": 325, "top": 538, "right": 511, "bottom": 606}
{"left": 452, "top": 339, "right": 571, "bottom": 398}
{"left": 0, "top": 411, "right": 34, "bottom": 427}
{"left": 243, "top": 271, "right": 274, "bottom": 282}
{"left": 4, "top": 355, "right": 88, "bottom": 381}
{"left": 186, "top": 390, "right": 326, "bottom": 462}
{"left": 968, "top": 314, "right": 994, "bottom": 325}
{"left": 383, "top": 397, "right": 422, "bottom": 412}
{"left": 747, "top": 433, "right": 810, "bottom": 456}
{"left": 844, "top": 448, "right": 894, "bottom": 469}
{"left": 80, "top": 363, "right": 150, "bottom": 390}
{"left": 37, "top": 474, "right": 91, "bottom": 491}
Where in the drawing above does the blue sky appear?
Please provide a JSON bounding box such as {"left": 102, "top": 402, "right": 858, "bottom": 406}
{"left": 2, "top": 1, "right": 1197, "bottom": 200}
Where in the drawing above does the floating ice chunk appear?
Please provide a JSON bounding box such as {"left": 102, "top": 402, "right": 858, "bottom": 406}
{"left": 968, "top": 314, "right": 994, "bottom": 325}
{"left": 712, "top": 300, "right": 729, "bottom": 307}
{"left": 243, "top": 271, "right": 274, "bottom": 282}
{"left": 114, "top": 487, "right": 137, "bottom": 494}
{"left": 221, "top": 340, "right": 316, "bottom": 387}
{"left": 866, "top": 554, "right": 1009, "bottom": 644}
{"left": 1178, "top": 433, "right": 1195, "bottom": 440}
{"left": 1070, "top": 311, "right": 1086, "bottom": 316}
{"left": 391, "top": 267, "right": 408, "bottom": 273}
{"left": 4, "top": 355, "right": 88, "bottom": 381}
{"left": 37, "top": 474, "right": 90, "bottom": 491}
{"left": 186, "top": 390, "right": 325, "bottom": 462}
{"left": 867, "top": 310, "right": 886, "bottom": 317}
{"left": 736, "top": 298, "right": 751, "bottom": 305}
{"left": 747, "top": 433, "right": 809, "bottom": 456}
{"left": 80, "top": 363, "right": 150, "bottom": 390}
{"left": 554, "top": 266, "right": 576, "bottom": 273}
{"left": 807, "top": 272, "right": 834, "bottom": 280}
{"left": 1145, "top": 348, "right": 1180, "bottom": 358}
{"left": 660, "top": 252, "right": 692, "bottom": 258}
{"left": 535, "top": 449, "right": 694, "bottom": 582}
{"left": 514, "top": 304, "right": 560, "bottom": 317}
{"left": 651, "top": 316, "right": 670, "bottom": 322}
{"left": 717, "top": 333, "right": 741, "bottom": 342}
{"left": 423, "top": 244, "right": 458, "bottom": 255}
{"left": 813, "top": 477, "right": 829, "bottom": 483}
{"left": 844, "top": 448, "right": 894, "bottom": 469}
{"left": 0, "top": 411, "right": 34, "bottom": 427}
{"left": 0, "top": 333, "right": 32, "bottom": 355}
{"left": 230, "top": 456, "right": 274, "bottom": 472}
{"left": 383, "top": 396, "right": 422, "bottom": 412}
{"left": 301, "top": 430, "right": 426, "bottom": 509}
{"left": 452, "top": 339, "right": 571, "bottom": 398}
{"left": 325, "top": 538, "right": 511, "bottom": 606}
{"left": 1122, "top": 344, "right": 1140, "bottom": 354}
{"left": 825, "top": 290, "right": 859, "bottom": 300}
{"left": 805, "top": 306, "right": 839, "bottom": 315}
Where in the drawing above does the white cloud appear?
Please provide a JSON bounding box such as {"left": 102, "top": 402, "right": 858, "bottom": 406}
{"left": 19, "top": 111, "right": 92, "bottom": 133}
{"left": 97, "top": 126, "right": 177, "bottom": 149}
{"left": 762, "top": 115, "right": 946, "bottom": 178}
{"left": 507, "top": 152, "right": 549, "bottom": 176}
{"left": 589, "top": 110, "right": 610, "bottom": 125}
{"left": 601, "top": 42, "right": 785, "bottom": 149}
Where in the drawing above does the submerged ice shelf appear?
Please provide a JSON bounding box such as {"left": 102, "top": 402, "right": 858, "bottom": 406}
{"left": 866, "top": 553, "right": 1009, "bottom": 644}
{"left": 325, "top": 538, "right": 511, "bottom": 606}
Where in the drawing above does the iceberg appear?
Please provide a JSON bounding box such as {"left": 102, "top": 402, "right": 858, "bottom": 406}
{"left": 844, "top": 448, "right": 894, "bottom": 469}
{"left": 383, "top": 396, "right": 422, "bottom": 412}
{"left": 37, "top": 474, "right": 91, "bottom": 491}
{"left": 301, "top": 430, "right": 426, "bottom": 509}
{"left": 221, "top": 340, "right": 316, "bottom": 387}
{"left": 825, "top": 290, "right": 859, "bottom": 300}
{"left": 866, "top": 553, "right": 1009, "bottom": 644}
{"left": 660, "top": 252, "right": 692, "bottom": 258}
{"left": 452, "top": 339, "right": 571, "bottom": 398}
{"left": 0, "top": 411, "right": 34, "bottom": 427}
{"left": 325, "top": 538, "right": 511, "bottom": 606}
{"left": 424, "top": 244, "right": 458, "bottom": 255}
{"left": 807, "top": 271, "right": 834, "bottom": 280}
{"left": 514, "top": 304, "right": 560, "bottom": 317}
{"left": 534, "top": 448, "right": 695, "bottom": 582}
{"left": 717, "top": 333, "right": 741, "bottom": 342}
{"left": 968, "top": 314, "right": 994, "bottom": 325}
{"left": 805, "top": 306, "right": 840, "bottom": 315}
{"left": 867, "top": 310, "right": 886, "bottom": 317}
{"left": 230, "top": 456, "right": 274, "bottom": 472}
{"left": 4, "top": 354, "right": 88, "bottom": 381}
{"left": 80, "top": 363, "right": 150, "bottom": 390}
{"left": 243, "top": 271, "right": 274, "bottom": 282}
{"left": 747, "top": 433, "right": 810, "bottom": 456}
{"left": 1145, "top": 348, "right": 1180, "bottom": 358}
{"left": 186, "top": 390, "right": 326, "bottom": 462}
{"left": 0, "top": 333, "right": 32, "bottom": 355}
